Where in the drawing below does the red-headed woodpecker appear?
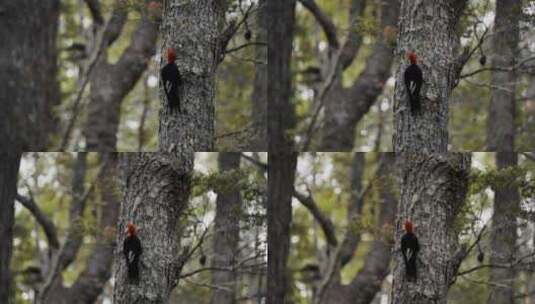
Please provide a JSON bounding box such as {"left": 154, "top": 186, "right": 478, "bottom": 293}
{"left": 161, "top": 48, "right": 183, "bottom": 113}
{"left": 401, "top": 220, "right": 419, "bottom": 281}
{"left": 403, "top": 52, "right": 423, "bottom": 115}
{"left": 124, "top": 223, "right": 142, "bottom": 283}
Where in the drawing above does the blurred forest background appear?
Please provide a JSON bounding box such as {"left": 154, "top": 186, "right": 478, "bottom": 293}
{"left": 9, "top": 0, "right": 265, "bottom": 151}
{"left": 288, "top": 0, "right": 535, "bottom": 151}
{"left": 9, "top": 152, "right": 266, "bottom": 303}
{"left": 285, "top": 153, "right": 535, "bottom": 303}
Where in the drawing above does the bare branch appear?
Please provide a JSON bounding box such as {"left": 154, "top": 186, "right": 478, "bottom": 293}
{"left": 294, "top": 189, "right": 338, "bottom": 246}
{"left": 83, "top": 0, "right": 104, "bottom": 25}
{"left": 298, "top": 0, "right": 339, "bottom": 49}
{"left": 15, "top": 194, "right": 60, "bottom": 250}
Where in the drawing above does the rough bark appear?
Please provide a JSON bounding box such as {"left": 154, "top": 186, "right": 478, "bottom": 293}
{"left": 487, "top": 153, "right": 519, "bottom": 304}
{"left": 319, "top": 153, "right": 397, "bottom": 304}
{"left": 0, "top": 0, "right": 59, "bottom": 151}
{"left": 113, "top": 153, "right": 192, "bottom": 303}
{"left": 319, "top": 0, "right": 399, "bottom": 151}
{"left": 391, "top": 153, "right": 471, "bottom": 304}
{"left": 392, "top": 0, "right": 467, "bottom": 152}
{"left": 0, "top": 153, "right": 21, "bottom": 303}
{"left": 486, "top": 0, "right": 519, "bottom": 151}
{"left": 84, "top": 4, "right": 160, "bottom": 151}
{"left": 159, "top": 0, "right": 225, "bottom": 152}
{"left": 250, "top": 0, "right": 268, "bottom": 151}
{"left": 211, "top": 153, "right": 241, "bottom": 304}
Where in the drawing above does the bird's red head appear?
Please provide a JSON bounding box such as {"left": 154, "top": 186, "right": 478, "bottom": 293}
{"left": 408, "top": 52, "right": 417, "bottom": 64}
{"left": 404, "top": 220, "right": 413, "bottom": 233}
{"left": 167, "top": 48, "right": 176, "bottom": 63}
{"left": 126, "top": 223, "right": 137, "bottom": 236}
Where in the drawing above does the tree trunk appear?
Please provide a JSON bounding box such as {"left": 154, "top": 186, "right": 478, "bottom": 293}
{"left": 487, "top": 152, "right": 519, "bottom": 304}
{"left": 390, "top": 153, "right": 470, "bottom": 304}
{"left": 392, "top": 0, "right": 466, "bottom": 153}
{"left": 84, "top": 6, "right": 160, "bottom": 151}
{"left": 159, "top": 0, "right": 225, "bottom": 152}
{"left": 267, "top": 0, "right": 297, "bottom": 303}
{"left": 0, "top": 0, "right": 59, "bottom": 151}
{"left": 268, "top": 152, "right": 297, "bottom": 304}
{"left": 211, "top": 153, "right": 241, "bottom": 304}
{"left": 250, "top": 0, "right": 268, "bottom": 151}
{"left": 486, "top": 0, "right": 519, "bottom": 151}
{"left": 0, "top": 153, "right": 21, "bottom": 303}
{"left": 113, "top": 153, "right": 192, "bottom": 303}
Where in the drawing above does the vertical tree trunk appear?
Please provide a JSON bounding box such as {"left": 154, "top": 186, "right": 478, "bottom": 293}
{"left": 390, "top": 153, "right": 470, "bottom": 304}
{"left": 268, "top": 153, "right": 297, "bottom": 304}
{"left": 159, "top": 0, "right": 225, "bottom": 152}
{"left": 0, "top": 153, "right": 21, "bottom": 303}
{"left": 113, "top": 153, "right": 192, "bottom": 303}
{"left": 211, "top": 153, "right": 241, "bottom": 304}
{"left": 392, "top": 0, "right": 466, "bottom": 152}
{"left": 0, "top": 0, "right": 59, "bottom": 151}
{"left": 267, "top": 0, "right": 297, "bottom": 303}
{"left": 487, "top": 152, "right": 519, "bottom": 304}
{"left": 486, "top": 0, "right": 519, "bottom": 151}
{"left": 250, "top": 0, "right": 268, "bottom": 151}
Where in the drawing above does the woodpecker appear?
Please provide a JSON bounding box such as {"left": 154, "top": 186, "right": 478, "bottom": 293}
{"left": 123, "top": 223, "right": 142, "bottom": 283}
{"left": 161, "top": 48, "right": 183, "bottom": 113}
{"left": 401, "top": 220, "right": 419, "bottom": 282}
{"left": 403, "top": 52, "right": 423, "bottom": 115}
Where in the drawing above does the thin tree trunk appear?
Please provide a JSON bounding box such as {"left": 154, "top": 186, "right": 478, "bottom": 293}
{"left": 159, "top": 0, "right": 226, "bottom": 152}
{"left": 211, "top": 153, "right": 241, "bottom": 304}
{"left": 486, "top": 0, "right": 519, "bottom": 151}
{"left": 0, "top": 153, "right": 21, "bottom": 303}
{"left": 267, "top": 0, "right": 297, "bottom": 303}
{"left": 250, "top": 0, "right": 268, "bottom": 151}
{"left": 268, "top": 152, "right": 297, "bottom": 304}
{"left": 0, "top": 0, "right": 59, "bottom": 151}
{"left": 390, "top": 153, "right": 471, "bottom": 304}
{"left": 113, "top": 153, "right": 192, "bottom": 303}
{"left": 392, "top": 0, "right": 466, "bottom": 153}
{"left": 487, "top": 152, "right": 519, "bottom": 304}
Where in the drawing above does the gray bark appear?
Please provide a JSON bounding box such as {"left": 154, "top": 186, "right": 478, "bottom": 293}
{"left": 392, "top": 0, "right": 466, "bottom": 153}
{"left": 318, "top": 153, "right": 397, "bottom": 304}
{"left": 84, "top": 5, "right": 160, "bottom": 151}
{"left": 159, "top": 0, "right": 226, "bottom": 152}
{"left": 0, "top": 0, "right": 59, "bottom": 151}
{"left": 486, "top": 0, "right": 519, "bottom": 151}
{"left": 0, "top": 153, "right": 21, "bottom": 303}
{"left": 391, "top": 153, "right": 471, "bottom": 304}
{"left": 487, "top": 152, "right": 519, "bottom": 304}
{"left": 211, "top": 153, "right": 241, "bottom": 304}
{"left": 113, "top": 153, "right": 192, "bottom": 303}
{"left": 250, "top": 0, "right": 268, "bottom": 151}
{"left": 319, "top": 0, "right": 399, "bottom": 151}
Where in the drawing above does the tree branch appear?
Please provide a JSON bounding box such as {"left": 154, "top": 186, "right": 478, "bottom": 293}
{"left": 15, "top": 194, "right": 60, "bottom": 250}
{"left": 294, "top": 189, "right": 338, "bottom": 246}
{"left": 298, "top": 0, "right": 339, "bottom": 49}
